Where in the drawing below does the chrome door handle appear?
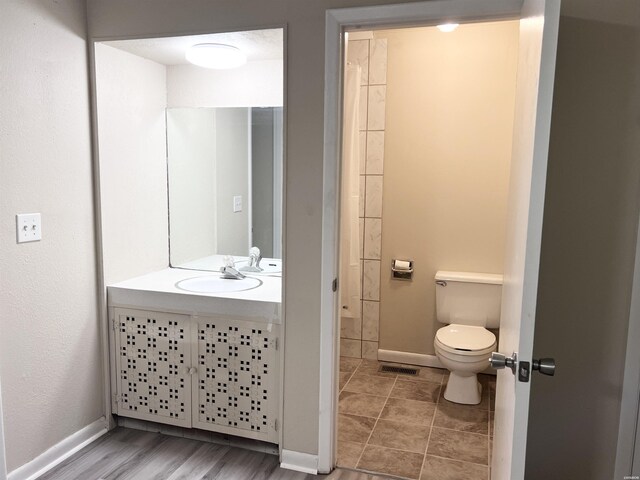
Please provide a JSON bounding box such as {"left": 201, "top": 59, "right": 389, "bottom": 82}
{"left": 532, "top": 358, "right": 556, "bottom": 376}
{"left": 489, "top": 352, "right": 518, "bottom": 374}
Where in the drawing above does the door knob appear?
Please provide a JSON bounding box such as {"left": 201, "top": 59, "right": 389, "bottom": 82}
{"left": 532, "top": 358, "right": 555, "bottom": 376}
{"left": 489, "top": 352, "right": 518, "bottom": 374}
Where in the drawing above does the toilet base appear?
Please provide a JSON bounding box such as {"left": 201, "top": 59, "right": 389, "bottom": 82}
{"left": 443, "top": 372, "right": 482, "bottom": 405}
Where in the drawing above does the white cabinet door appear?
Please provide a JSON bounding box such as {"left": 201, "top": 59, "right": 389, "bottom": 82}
{"left": 113, "top": 308, "right": 192, "bottom": 428}
{"left": 192, "top": 316, "right": 279, "bottom": 443}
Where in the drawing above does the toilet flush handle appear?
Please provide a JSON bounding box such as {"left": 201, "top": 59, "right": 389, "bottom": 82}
{"left": 489, "top": 351, "right": 518, "bottom": 374}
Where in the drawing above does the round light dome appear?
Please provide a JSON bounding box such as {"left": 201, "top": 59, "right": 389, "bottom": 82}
{"left": 437, "top": 23, "right": 459, "bottom": 33}
{"left": 185, "top": 43, "right": 247, "bottom": 69}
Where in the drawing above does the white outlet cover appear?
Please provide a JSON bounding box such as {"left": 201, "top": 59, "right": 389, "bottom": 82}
{"left": 233, "top": 195, "right": 242, "bottom": 213}
{"left": 16, "top": 213, "right": 42, "bottom": 243}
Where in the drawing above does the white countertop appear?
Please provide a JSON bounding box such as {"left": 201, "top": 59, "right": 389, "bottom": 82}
{"left": 107, "top": 267, "right": 282, "bottom": 323}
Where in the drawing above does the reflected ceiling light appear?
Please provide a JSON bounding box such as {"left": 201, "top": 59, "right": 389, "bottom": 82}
{"left": 437, "top": 23, "right": 459, "bottom": 33}
{"left": 185, "top": 43, "right": 247, "bottom": 69}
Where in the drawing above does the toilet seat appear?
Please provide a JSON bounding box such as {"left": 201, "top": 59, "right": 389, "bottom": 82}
{"left": 435, "top": 324, "right": 496, "bottom": 356}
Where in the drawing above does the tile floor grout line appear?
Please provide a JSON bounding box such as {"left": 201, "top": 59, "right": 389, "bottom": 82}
{"left": 425, "top": 452, "right": 492, "bottom": 469}
{"left": 418, "top": 367, "right": 447, "bottom": 479}
{"left": 353, "top": 371, "right": 399, "bottom": 472}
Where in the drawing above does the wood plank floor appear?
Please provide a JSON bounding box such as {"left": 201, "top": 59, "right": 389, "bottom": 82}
{"left": 40, "top": 428, "right": 393, "bottom": 480}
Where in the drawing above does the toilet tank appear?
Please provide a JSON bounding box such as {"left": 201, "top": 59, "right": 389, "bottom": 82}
{"left": 435, "top": 271, "right": 503, "bottom": 328}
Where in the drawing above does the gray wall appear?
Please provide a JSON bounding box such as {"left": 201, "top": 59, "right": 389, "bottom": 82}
{"left": 215, "top": 108, "right": 250, "bottom": 256}
{"left": 86, "top": 0, "right": 640, "bottom": 465}
{"left": 252, "top": 108, "right": 275, "bottom": 258}
{"left": 0, "top": 0, "right": 103, "bottom": 472}
{"left": 526, "top": 16, "right": 640, "bottom": 479}
{"left": 86, "top": 0, "right": 426, "bottom": 454}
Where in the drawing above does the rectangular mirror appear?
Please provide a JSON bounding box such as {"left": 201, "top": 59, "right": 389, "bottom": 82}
{"left": 167, "top": 106, "right": 283, "bottom": 268}
{"left": 99, "top": 28, "right": 284, "bottom": 274}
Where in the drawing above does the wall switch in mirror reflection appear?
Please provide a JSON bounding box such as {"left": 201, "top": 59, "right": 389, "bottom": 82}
{"left": 233, "top": 195, "right": 242, "bottom": 213}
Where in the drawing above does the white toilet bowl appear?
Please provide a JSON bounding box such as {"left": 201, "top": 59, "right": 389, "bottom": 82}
{"left": 434, "top": 324, "right": 496, "bottom": 405}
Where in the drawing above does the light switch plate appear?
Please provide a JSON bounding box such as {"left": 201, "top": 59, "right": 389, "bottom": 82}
{"left": 233, "top": 195, "right": 242, "bottom": 213}
{"left": 16, "top": 213, "right": 42, "bottom": 243}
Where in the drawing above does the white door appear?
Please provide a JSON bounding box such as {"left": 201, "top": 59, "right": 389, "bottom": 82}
{"left": 492, "top": 0, "right": 560, "bottom": 479}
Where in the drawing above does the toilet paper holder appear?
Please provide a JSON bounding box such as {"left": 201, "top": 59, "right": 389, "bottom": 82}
{"left": 391, "top": 259, "right": 414, "bottom": 280}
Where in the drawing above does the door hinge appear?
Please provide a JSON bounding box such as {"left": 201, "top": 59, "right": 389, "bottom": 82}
{"left": 270, "top": 337, "right": 279, "bottom": 350}
{"left": 274, "top": 419, "right": 279, "bottom": 432}
{"left": 113, "top": 393, "right": 121, "bottom": 404}
{"left": 332, "top": 278, "right": 338, "bottom": 292}
{"left": 111, "top": 318, "right": 117, "bottom": 331}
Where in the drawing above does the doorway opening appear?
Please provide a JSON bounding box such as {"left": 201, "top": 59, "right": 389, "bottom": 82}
{"left": 335, "top": 20, "right": 518, "bottom": 479}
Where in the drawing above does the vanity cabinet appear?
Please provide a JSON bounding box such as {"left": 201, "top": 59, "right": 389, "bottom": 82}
{"left": 111, "top": 307, "right": 279, "bottom": 443}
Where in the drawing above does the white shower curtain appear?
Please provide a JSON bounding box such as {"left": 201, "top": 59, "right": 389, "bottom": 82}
{"left": 340, "top": 64, "right": 362, "bottom": 319}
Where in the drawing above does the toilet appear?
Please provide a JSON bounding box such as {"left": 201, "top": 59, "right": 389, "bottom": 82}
{"left": 433, "top": 271, "right": 502, "bottom": 405}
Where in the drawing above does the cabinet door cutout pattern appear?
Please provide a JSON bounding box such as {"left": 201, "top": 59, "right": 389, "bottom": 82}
{"left": 116, "top": 311, "right": 189, "bottom": 424}
{"left": 112, "top": 308, "right": 279, "bottom": 442}
{"left": 196, "top": 320, "right": 276, "bottom": 435}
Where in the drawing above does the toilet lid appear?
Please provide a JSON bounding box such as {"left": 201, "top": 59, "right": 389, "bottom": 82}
{"left": 435, "top": 324, "right": 496, "bottom": 352}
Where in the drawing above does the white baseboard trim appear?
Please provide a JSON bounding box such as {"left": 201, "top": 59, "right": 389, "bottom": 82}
{"left": 378, "top": 349, "right": 444, "bottom": 368}
{"left": 8, "top": 417, "right": 108, "bottom": 480}
{"left": 378, "top": 349, "right": 496, "bottom": 375}
{"left": 280, "top": 449, "right": 318, "bottom": 475}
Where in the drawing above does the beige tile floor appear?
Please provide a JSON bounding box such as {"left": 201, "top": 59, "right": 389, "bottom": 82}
{"left": 338, "top": 358, "right": 495, "bottom": 480}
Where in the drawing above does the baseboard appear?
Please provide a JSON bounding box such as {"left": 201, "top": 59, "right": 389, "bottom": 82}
{"left": 8, "top": 417, "right": 108, "bottom": 480}
{"left": 378, "top": 349, "right": 444, "bottom": 368}
{"left": 378, "top": 349, "right": 496, "bottom": 375}
{"left": 280, "top": 449, "right": 318, "bottom": 475}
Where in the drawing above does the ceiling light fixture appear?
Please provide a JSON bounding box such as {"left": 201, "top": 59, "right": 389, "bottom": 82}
{"left": 186, "top": 43, "right": 247, "bottom": 69}
{"left": 437, "top": 23, "right": 459, "bottom": 33}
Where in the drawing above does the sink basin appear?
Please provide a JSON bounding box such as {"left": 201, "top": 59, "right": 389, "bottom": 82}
{"left": 176, "top": 275, "right": 262, "bottom": 293}
{"left": 235, "top": 259, "right": 282, "bottom": 274}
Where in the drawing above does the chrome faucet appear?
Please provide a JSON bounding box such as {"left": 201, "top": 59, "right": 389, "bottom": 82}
{"left": 220, "top": 265, "right": 246, "bottom": 280}
{"left": 220, "top": 255, "right": 246, "bottom": 279}
{"left": 240, "top": 247, "right": 263, "bottom": 273}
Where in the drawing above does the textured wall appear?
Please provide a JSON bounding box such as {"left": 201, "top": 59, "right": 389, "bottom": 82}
{"left": 0, "top": 0, "right": 102, "bottom": 472}
{"left": 377, "top": 22, "right": 518, "bottom": 356}
{"left": 167, "top": 60, "right": 283, "bottom": 108}
{"left": 86, "top": 0, "right": 424, "bottom": 455}
{"left": 95, "top": 43, "right": 170, "bottom": 285}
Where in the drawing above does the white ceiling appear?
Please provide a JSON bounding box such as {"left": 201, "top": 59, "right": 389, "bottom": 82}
{"left": 103, "top": 28, "right": 283, "bottom": 66}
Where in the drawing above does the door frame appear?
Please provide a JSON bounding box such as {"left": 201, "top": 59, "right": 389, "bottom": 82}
{"left": 614, "top": 213, "right": 640, "bottom": 477}
{"left": 320, "top": 0, "right": 528, "bottom": 473}
{"left": 0, "top": 373, "right": 7, "bottom": 480}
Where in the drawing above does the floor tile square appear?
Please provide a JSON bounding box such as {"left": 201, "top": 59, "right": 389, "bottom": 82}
{"left": 344, "top": 374, "right": 396, "bottom": 397}
{"left": 357, "top": 445, "right": 424, "bottom": 479}
{"left": 337, "top": 441, "right": 365, "bottom": 469}
{"left": 339, "top": 391, "right": 387, "bottom": 418}
{"left": 355, "top": 359, "right": 399, "bottom": 378}
{"left": 421, "top": 454, "right": 489, "bottom": 480}
{"left": 427, "top": 427, "right": 488, "bottom": 465}
{"left": 391, "top": 378, "right": 440, "bottom": 403}
{"left": 338, "top": 414, "right": 376, "bottom": 444}
{"left": 368, "top": 419, "right": 430, "bottom": 453}
{"left": 340, "top": 357, "right": 362, "bottom": 373}
{"left": 433, "top": 402, "right": 489, "bottom": 434}
{"left": 339, "top": 372, "right": 352, "bottom": 391}
{"left": 380, "top": 397, "right": 436, "bottom": 426}
{"left": 406, "top": 365, "right": 446, "bottom": 384}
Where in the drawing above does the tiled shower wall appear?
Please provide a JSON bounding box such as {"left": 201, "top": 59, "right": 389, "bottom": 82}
{"left": 341, "top": 36, "right": 387, "bottom": 359}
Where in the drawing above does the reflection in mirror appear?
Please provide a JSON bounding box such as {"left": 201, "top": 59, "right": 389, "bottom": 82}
{"left": 99, "top": 27, "right": 284, "bottom": 274}
{"left": 167, "top": 106, "right": 283, "bottom": 269}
